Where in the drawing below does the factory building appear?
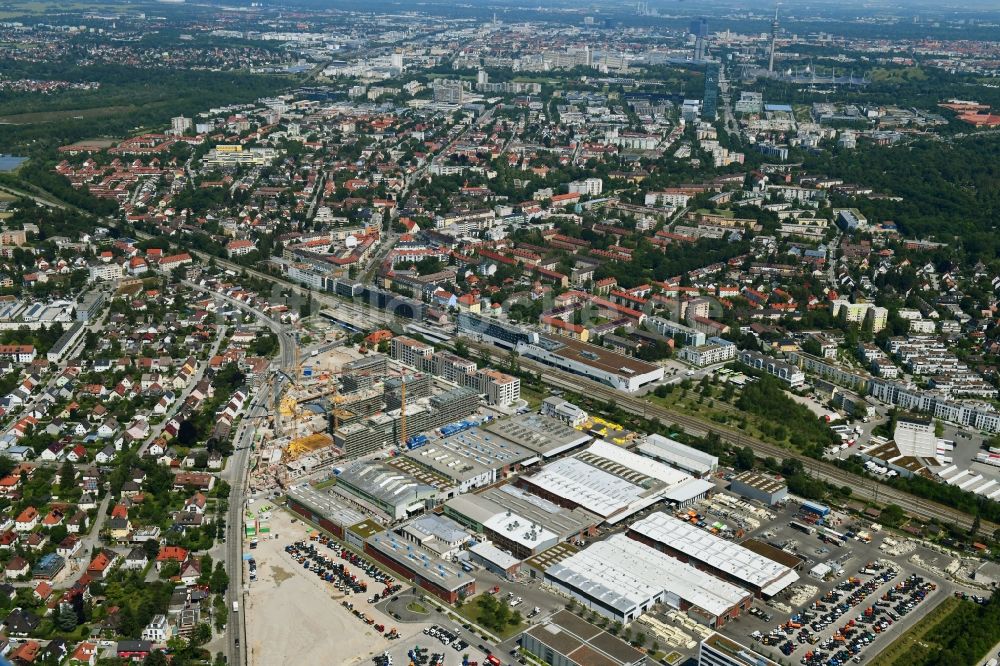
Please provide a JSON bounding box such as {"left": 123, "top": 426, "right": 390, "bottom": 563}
{"left": 637, "top": 434, "right": 718, "bottom": 478}
{"left": 729, "top": 471, "right": 788, "bottom": 506}
{"left": 545, "top": 534, "right": 752, "bottom": 626}
{"left": 398, "top": 427, "right": 533, "bottom": 495}
{"left": 519, "top": 440, "right": 714, "bottom": 524}
{"left": 365, "top": 531, "right": 475, "bottom": 603}
{"left": 515, "top": 336, "right": 664, "bottom": 393}
{"left": 699, "top": 633, "right": 779, "bottom": 666}
{"left": 627, "top": 512, "right": 799, "bottom": 598}
{"left": 481, "top": 413, "right": 592, "bottom": 460}
{"left": 333, "top": 461, "right": 438, "bottom": 522}
{"left": 443, "top": 484, "right": 599, "bottom": 556}
{"left": 519, "top": 610, "right": 646, "bottom": 666}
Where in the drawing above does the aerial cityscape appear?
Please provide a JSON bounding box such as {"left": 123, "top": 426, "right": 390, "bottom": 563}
{"left": 0, "top": 0, "right": 999, "bottom": 664}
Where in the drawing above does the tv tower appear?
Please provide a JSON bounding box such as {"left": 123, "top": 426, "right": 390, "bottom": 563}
{"left": 768, "top": 3, "right": 780, "bottom": 73}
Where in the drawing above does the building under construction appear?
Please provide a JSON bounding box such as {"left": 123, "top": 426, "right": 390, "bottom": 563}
{"left": 333, "top": 386, "right": 480, "bottom": 457}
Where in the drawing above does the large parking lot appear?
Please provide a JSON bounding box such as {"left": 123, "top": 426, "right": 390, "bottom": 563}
{"left": 714, "top": 498, "right": 955, "bottom": 664}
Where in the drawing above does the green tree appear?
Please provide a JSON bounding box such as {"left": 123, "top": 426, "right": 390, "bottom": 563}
{"left": 58, "top": 460, "right": 76, "bottom": 491}
{"left": 734, "top": 445, "right": 756, "bottom": 472}
{"left": 210, "top": 562, "right": 230, "bottom": 594}
{"left": 57, "top": 602, "right": 78, "bottom": 631}
{"left": 144, "top": 651, "right": 169, "bottom": 666}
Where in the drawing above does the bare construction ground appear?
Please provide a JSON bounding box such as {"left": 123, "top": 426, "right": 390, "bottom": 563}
{"left": 245, "top": 510, "right": 423, "bottom": 666}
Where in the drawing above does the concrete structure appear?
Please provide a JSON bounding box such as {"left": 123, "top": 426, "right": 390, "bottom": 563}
{"left": 285, "top": 485, "right": 367, "bottom": 541}
{"left": 391, "top": 335, "right": 434, "bottom": 369}
{"left": 399, "top": 427, "right": 532, "bottom": 495}
{"left": 334, "top": 461, "right": 438, "bottom": 521}
{"left": 729, "top": 471, "right": 787, "bottom": 506}
{"left": 680, "top": 338, "right": 736, "bottom": 367}
{"left": 519, "top": 609, "right": 646, "bottom": 666}
{"left": 698, "top": 633, "right": 779, "bottom": 666}
{"left": 468, "top": 541, "right": 521, "bottom": 578}
{"left": 540, "top": 397, "right": 589, "bottom": 427}
{"left": 399, "top": 514, "right": 471, "bottom": 559}
{"left": 739, "top": 350, "right": 805, "bottom": 388}
{"left": 443, "top": 484, "right": 599, "bottom": 555}
{"left": 646, "top": 316, "right": 706, "bottom": 347}
{"left": 628, "top": 512, "right": 799, "bottom": 597}
{"left": 545, "top": 534, "right": 752, "bottom": 626}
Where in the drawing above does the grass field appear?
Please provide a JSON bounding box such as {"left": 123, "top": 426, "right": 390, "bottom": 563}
{"left": 869, "top": 595, "right": 956, "bottom": 666}
{"left": 871, "top": 67, "right": 928, "bottom": 83}
{"left": 0, "top": 105, "right": 136, "bottom": 125}
{"left": 455, "top": 597, "right": 524, "bottom": 640}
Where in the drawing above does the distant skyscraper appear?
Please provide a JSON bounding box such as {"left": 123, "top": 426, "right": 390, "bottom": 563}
{"left": 477, "top": 70, "right": 489, "bottom": 86}
{"left": 768, "top": 5, "right": 780, "bottom": 73}
{"left": 703, "top": 63, "right": 720, "bottom": 120}
{"left": 690, "top": 18, "right": 708, "bottom": 61}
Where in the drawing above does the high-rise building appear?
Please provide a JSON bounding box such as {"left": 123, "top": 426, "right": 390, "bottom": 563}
{"left": 170, "top": 116, "right": 192, "bottom": 134}
{"left": 768, "top": 5, "right": 780, "bottom": 73}
{"left": 703, "top": 63, "right": 720, "bottom": 120}
{"left": 433, "top": 79, "right": 465, "bottom": 104}
{"left": 476, "top": 69, "right": 489, "bottom": 86}
{"left": 690, "top": 18, "right": 708, "bottom": 61}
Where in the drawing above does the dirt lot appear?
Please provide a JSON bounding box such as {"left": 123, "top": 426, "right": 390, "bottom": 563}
{"left": 245, "top": 510, "right": 425, "bottom": 666}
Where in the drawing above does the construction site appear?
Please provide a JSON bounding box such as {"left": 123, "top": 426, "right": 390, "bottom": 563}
{"left": 246, "top": 342, "right": 485, "bottom": 497}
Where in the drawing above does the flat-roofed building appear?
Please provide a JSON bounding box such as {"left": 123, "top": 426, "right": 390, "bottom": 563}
{"left": 365, "top": 531, "right": 474, "bottom": 603}
{"left": 545, "top": 534, "right": 752, "bottom": 626}
{"left": 516, "top": 335, "right": 664, "bottom": 393}
{"left": 680, "top": 337, "right": 737, "bottom": 367}
{"left": 399, "top": 514, "right": 471, "bottom": 559}
{"left": 540, "top": 397, "right": 589, "bottom": 427}
{"left": 399, "top": 427, "right": 532, "bottom": 494}
{"left": 391, "top": 335, "right": 434, "bottom": 368}
{"left": 699, "top": 633, "right": 779, "bottom": 666}
{"left": 482, "top": 511, "right": 559, "bottom": 559}
{"left": 519, "top": 609, "right": 646, "bottom": 666}
{"left": 286, "top": 485, "right": 368, "bottom": 540}
{"left": 334, "top": 461, "right": 438, "bottom": 522}
{"left": 739, "top": 350, "right": 805, "bottom": 388}
{"left": 637, "top": 434, "right": 718, "bottom": 478}
{"left": 519, "top": 440, "right": 708, "bottom": 524}
{"left": 482, "top": 413, "right": 592, "bottom": 460}
{"left": 729, "top": 471, "right": 787, "bottom": 506}
{"left": 627, "top": 512, "right": 799, "bottom": 598}
{"left": 471, "top": 368, "right": 521, "bottom": 407}
{"left": 468, "top": 541, "right": 521, "bottom": 578}
{"left": 443, "top": 484, "right": 599, "bottom": 552}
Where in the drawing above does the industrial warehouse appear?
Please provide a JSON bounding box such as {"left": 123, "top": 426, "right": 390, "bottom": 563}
{"left": 627, "top": 512, "right": 800, "bottom": 597}
{"left": 544, "top": 534, "right": 753, "bottom": 626}
{"left": 519, "top": 439, "right": 715, "bottom": 523}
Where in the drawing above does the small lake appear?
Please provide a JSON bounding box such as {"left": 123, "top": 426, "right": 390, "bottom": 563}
{"left": 0, "top": 155, "right": 27, "bottom": 172}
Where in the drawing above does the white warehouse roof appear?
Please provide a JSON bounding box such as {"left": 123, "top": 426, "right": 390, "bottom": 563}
{"left": 523, "top": 440, "right": 695, "bottom": 520}
{"left": 638, "top": 434, "right": 719, "bottom": 476}
{"left": 546, "top": 534, "right": 749, "bottom": 619}
{"left": 483, "top": 511, "right": 559, "bottom": 551}
{"left": 629, "top": 512, "right": 799, "bottom": 596}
